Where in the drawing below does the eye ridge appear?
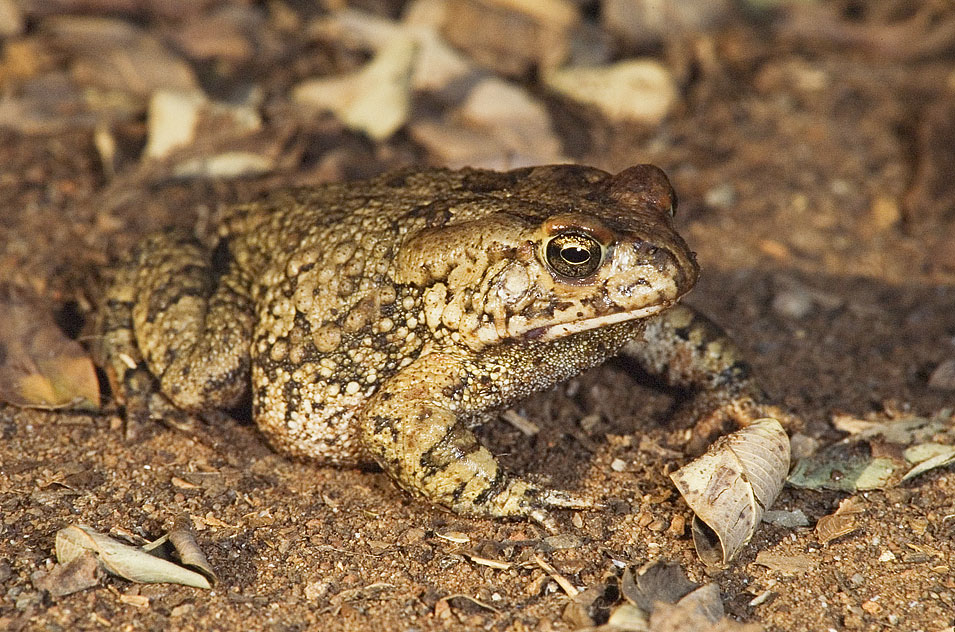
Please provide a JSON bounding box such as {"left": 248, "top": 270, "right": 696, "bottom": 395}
{"left": 544, "top": 232, "right": 604, "bottom": 278}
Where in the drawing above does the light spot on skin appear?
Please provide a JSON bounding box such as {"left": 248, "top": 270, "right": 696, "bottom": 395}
{"left": 379, "top": 285, "right": 397, "bottom": 305}
{"left": 312, "top": 325, "right": 342, "bottom": 353}
{"left": 270, "top": 339, "right": 288, "bottom": 362}
{"left": 499, "top": 264, "right": 530, "bottom": 303}
{"left": 423, "top": 284, "right": 448, "bottom": 329}
{"left": 332, "top": 242, "right": 357, "bottom": 264}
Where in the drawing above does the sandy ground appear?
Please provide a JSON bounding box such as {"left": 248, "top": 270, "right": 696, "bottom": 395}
{"left": 1, "top": 1, "right": 954, "bottom": 630}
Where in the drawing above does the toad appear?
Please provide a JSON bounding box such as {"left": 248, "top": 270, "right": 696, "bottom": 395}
{"left": 96, "top": 164, "right": 770, "bottom": 528}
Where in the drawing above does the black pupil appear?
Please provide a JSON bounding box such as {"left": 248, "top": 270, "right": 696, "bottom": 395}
{"left": 561, "top": 245, "right": 590, "bottom": 265}
{"left": 546, "top": 233, "right": 602, "bottom": 279}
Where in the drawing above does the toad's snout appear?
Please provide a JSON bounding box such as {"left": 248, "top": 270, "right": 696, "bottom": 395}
{"left": 616, "top": 237, "right": 699, "bottom": 300}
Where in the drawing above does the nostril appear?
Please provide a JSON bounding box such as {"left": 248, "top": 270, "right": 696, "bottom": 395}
{"left": 650, "top": 247, "right": 673, "bottom": 271}
{"left": 633, "top": 242, "right": 675, "bottom": 273}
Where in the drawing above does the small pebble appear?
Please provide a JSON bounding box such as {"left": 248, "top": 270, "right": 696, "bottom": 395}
{"left": 144, "top": 89, "right": 206, "bottom": 159}
{"left": 441, "top": 0, "right": 581, "bottom": 76}
{"left": 0, "top": 0, "right": 24, "bottom": 37}
{"left": 748, "top": 589, "right": 774, "bottom": 607}
{"left": 704, "top": 182, "right": 736, "bottom": 209}
{"left": 667, "top": 514, "right": 686, "bottom": 536}
{"left": 172, "top": 152, "right": 274, "bottom": 179}
{"left": 772, "top": 287, "right": 814, "bottom": 320}
{"left": 294, "top": 35, "right": 417, "bottom": 140}
{"left": 459, "top": 77, "right": 565, "bottom": 163}
{"left": 603, "top": 0, "right": 733, "bottom": 47}
{"left": 869, "top": 196, "right": 900, "bottom": 231}
{"left": 610, "top": 458, "right": 627, "bottom": 472}
{"left": 543, "top": 59, "right": 677, "bottom": 126}
{"left": 762, "top": 509, "right": 810, "bottom": 528}
{"left": 927, "top": 359, "right": 955, "bottom": 391}
{"left": 860, "top": 599, "right": 882, "bottom": 614}
{"left": 788, "top": 433, "right": 819, "bottom": 460}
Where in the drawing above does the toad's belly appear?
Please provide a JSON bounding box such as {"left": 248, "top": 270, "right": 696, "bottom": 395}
{"left": 253, "top": 368, "right": 371, "bottom": 464}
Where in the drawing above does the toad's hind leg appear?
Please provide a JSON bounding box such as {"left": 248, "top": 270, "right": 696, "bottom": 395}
{"left": 359, "top": 352, "right": 588, "bottom": 530}
{"left": 97, "top": 231, "right": 254, "bottom": 429}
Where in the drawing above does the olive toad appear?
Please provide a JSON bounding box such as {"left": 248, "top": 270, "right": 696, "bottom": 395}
{"left": 97, "top": 164, "right": 768, "bottom": 528}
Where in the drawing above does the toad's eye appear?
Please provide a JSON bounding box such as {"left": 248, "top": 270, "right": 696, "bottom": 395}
{"left": 544, "top": 232, "right": 605, "bottom": 279}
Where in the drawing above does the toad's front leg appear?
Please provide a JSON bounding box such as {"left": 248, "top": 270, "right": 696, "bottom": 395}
{"left": 622, "top": 304, "right": 790, "bottom": 452}
{"left": 358, "top": 352, "right": 587, "bottom": 530}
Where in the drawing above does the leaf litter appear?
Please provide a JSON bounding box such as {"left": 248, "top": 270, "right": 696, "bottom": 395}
{"left": 41, "top": 519, "right": 216, "bottom": 596}
{"left": 789, "top": 409, "right": 955, "bottom": 492}
{"left": 0, "top": 290, "right": 99, "bottom": 411}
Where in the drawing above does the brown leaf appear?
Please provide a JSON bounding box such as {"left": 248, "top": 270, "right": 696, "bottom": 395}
{"left": 620, "top": 562, "right": 697, "bottom": 612}
{"left": 0, "top": 292, "right": 99, "bottom": 410}
{"left": 753, "top": 552, "right": 815, "bottom": 574}
{"left": 816, "top": 497, "right": 864, "bottom": 545}
{"left": 32, "top": 551, "right": 104, "bottom": 598}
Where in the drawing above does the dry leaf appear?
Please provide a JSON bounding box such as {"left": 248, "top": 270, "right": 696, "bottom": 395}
{"left": 790, "top": 410, "right": 955, "bottom": 491}
{"left": 901, "top": 443, "right": 955, "bottom": 481}
{"left": 0, "top": 293, "right": 99, "bottom": 410}
{"left": 670, "top": 418, "right": 791, "bottom": 565}
{"left": 647, "top": 584, "right": 747, "bottom": 632}
{"left": 620, "top": 562, "right": 697, "bottom": 612}
{"left": 56, "top": 524, "right": 212, "bottom": 589}
{"left": 753, "top": 551, "right": 815, "bottom": 573}
{"left": 167, "top": 517, "right": 217, "bottom": 584}
{"left": 32, "top": 551, "right": 104, "bottom": 597}
{"left": 815, "top": 496, "right": 864, "bottom": 544}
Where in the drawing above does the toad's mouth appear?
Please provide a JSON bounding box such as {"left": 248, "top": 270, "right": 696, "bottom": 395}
{"left": 523, "top": 302, "right": 673, "bottom": 342}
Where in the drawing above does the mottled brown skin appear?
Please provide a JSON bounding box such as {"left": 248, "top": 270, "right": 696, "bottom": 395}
{"left": 96, "top": 164, "right": 769, "bottom": 529}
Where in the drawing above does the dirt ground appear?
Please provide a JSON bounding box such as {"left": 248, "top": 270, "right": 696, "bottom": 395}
{"left": 2, "top": 1, "right": 955, "bottom": 630}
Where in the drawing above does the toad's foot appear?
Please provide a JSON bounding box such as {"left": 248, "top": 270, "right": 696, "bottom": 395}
{"left": 622, "top": 304, "right": 799, "bottom": 453}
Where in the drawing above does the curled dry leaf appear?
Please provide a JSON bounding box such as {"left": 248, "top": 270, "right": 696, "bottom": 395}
{"left": 0, "top": 293, "right": 99, "bottom": 411}
{"left": 670, "top": 418, "right": 791, "bottom": 565}
{"left": 55, "top": 524, "right": 212, "bottom": 589}
{"left": 167, "top": 517, "right": 217, "bottom": 584}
